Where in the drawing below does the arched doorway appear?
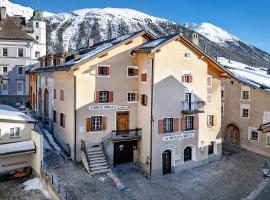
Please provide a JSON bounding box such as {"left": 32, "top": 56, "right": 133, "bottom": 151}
{"left": 184, "top": 146, "right": 192, "bottom": 162}
{"left": 162, "top": 150, "right": 171, "bottom": 174}
{"left": 44, "top": 88, "right": 49, "bottom": 117}
{"left": 38, "top": 88, "right": 42, "bottom": 113}
{"left": 226, "top": 124, "right": 240, "bottom": 145}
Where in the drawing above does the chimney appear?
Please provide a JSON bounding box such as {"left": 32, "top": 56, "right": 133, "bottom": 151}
{"left": 0, "top": 7, "right": 7, "bottom": 21}
{"left": 77, "top": 43, "right": 83, "bottom": 50}
{"left": 192, "top": 32, "right": 199, "bottom": 46}
{"left": 88, "top": 38, "right": 94, "bottom": 48}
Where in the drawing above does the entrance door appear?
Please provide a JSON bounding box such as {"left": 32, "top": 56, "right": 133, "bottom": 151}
{"left": 116, "top": 111, "right": 129, "bottom": 134}
{"left": 226, "top": 124, "right": 240, "bottom": 145}
{"left": 162, "top": 150, "right": 171, "bottom": 174}
{"left": 114, "top": 141, "right": 134, "bottom": 165}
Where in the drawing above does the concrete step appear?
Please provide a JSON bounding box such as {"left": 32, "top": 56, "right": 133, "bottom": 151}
{"left": 89, "top": 159, "right": 107, "bottom": 164}
{"left": 90, "top": 162, "right": 108, "bottom": 168}
{"left": 90, "top": 165, "right": 109, "bottom": 171}
{"left": 88, "top": 154, "right": 105, "bottom": 159}
{"left": 87, "top": 150, "right": 103, "bottom": 155}
{"left": 90, "top": 168, "right": 110, "bottom": 175}
{"left": 87, "top": 147, "right": 102, "bottom": 152}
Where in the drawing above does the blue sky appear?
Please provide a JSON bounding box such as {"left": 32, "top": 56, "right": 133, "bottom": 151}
{"left": 14, "top": 0, "right": 270, "bottom": 52}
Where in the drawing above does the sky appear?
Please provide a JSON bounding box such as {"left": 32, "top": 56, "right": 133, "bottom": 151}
{"left": 12, "top": 0, "right": 270, "bottom": 53}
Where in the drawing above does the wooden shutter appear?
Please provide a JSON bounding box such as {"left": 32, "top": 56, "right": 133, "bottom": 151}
{"left": 106, "top": 67, "right": 110, "bottom": 76}
{"left": 108, "top": 91, "right": 113, "bottom": 102}
{"left": 134, "top": 68, "right": 138, "bottom": 76}
{"left": 95, "top": 91, "right": 100, "bottom": 103}
{"left": 143, "top": 95, "right": 148, "bottom": 106}
{"left": 213, "top": 115, "right": 217, "bottom": 126}
{"left": 56, "top": 111, "right": 58, "bottom": 123}
{"left": 102, "top": 117, "right": 107, "bottom": 130}
{"left": 189, "top": 75, "right": 193, "bottom": 83}
{"left": 86, "top": 118, "right": 91, "bottom": 132}
{"left": 54, "top": 89, "right": 57, "bottom": 99}
{"left": 158, "top": 120, "right": 164, "bottom": 134}
{"left": 173, "top": 118, "right": 179, "bottom": 132}
{"left": 98, "top": 66, "right": 102, "bottom": 76}
{"left": 194, "top": 115, "right": 199, "bottom": 129}
{"left": 136, "top": 93, "right": 139, "bottom": 102}
{"left": 141, "top": 73, "right": 147, "bottom": 82}
{"left": 181, "top": 117, "right": 185, "bottom": 131}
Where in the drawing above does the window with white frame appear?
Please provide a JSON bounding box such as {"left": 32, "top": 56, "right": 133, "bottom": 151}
{"left": 10, "top": 127, "right": 20, "bottom": 137}
{"left": 207, "top": 115, "right": 214, "bottom": 127}
{"left": 3, "top": 48, "right": 8, "bottom": 57}
{"left": 97, "top": 65, "right": 110, "bottom": 77}
{"left": 0, "top": 66, "right": 8, "bottom": 75}
{"left": 17, "top": 66, "right": 24, "bottom": 75}
{"left": 163, "top": 118, "right": 173, "bottom": 133}
{"left": 221, "top": 86, "right": 225, "bottom": 99}
{"left": 99, "top": 91, "right": 108, "bottom": 103}
{"left": 18, "top": 48, "right": 23, "bottom": 57}
{"left": 263, "top": 112, "right": 270, "bottom": 124}
{"left": 248, "top": 127, "right": 259, "bottom": 141}
{"left": 241, "top": 104, "right": 250, "bottom": 118}
{"left": 207, "top": 94, "right": 212, "bottom": 104}
{"left": 186, "top": 116, "right": 194, "bottom": 130}
{"left": 241, "top": 86, "right": 250, "bottom": 100}
{"left": 127, "top": 92, "right": 138, "bottom": 102}
{"left": 207, "top": 76, "right": 212, "bottom": 87}
{"left": 0, "top": 80, "right": 8, "bottom": 95}
{"left": 184, "top": 52, "right": 191, "bottom": 59}
{"left": 91, "top": 116, "right": 102, "bottom": 132}
{"left": 266, "top": 134, "right": 270, "bottom": 146}
{"left": 17, "top": 80, "right": 24, "bottom": 95}
{"left": 127, "top": 66, "right": 138, "bottom": 77}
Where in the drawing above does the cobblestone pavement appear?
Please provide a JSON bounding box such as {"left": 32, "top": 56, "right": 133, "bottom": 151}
{"left": 114, "top": 148, "right": 269, "bottom": 200}
{"left": 0, "top": 177, "right": 47, "bottom": 200}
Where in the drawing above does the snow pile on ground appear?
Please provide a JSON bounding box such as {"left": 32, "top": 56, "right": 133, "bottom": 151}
{"left": 43, "top": 129, "right": 62, "bottom": 152}
{"left": 23, "top": 178, "right": 51, "bottom": 199}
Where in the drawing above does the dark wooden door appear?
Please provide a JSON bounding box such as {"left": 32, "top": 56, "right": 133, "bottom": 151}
{"left": 227, "top": 125, "right": 240, "bottom": 145}
{"left": 162, "top": 150, "right": 171, "bottom": 174}
{"left": 184, "top": 146, "right": 192, "bottom": 162}
{"left": 116, "top": 111, "right": 129, "bottom": 134}
{"left": 114, "top": 141, "right": 134, "bottom": 165}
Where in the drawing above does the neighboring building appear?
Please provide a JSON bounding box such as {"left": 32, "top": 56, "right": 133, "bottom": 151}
{"left": 220, "top": 57, "right": 270, "bottom": 157}
{"left": 29, "top": 31, "right": 231, "bottom": 176}
{"left": 0, "top": 7, "right": 46, "bottom": 106}
{"left": 0, "top": 104, "right": 43, "bottom": 181}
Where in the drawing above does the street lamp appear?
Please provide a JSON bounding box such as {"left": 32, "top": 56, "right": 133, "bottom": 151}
{"left": 262, "top": 161, "right": 270, "bottom": 179}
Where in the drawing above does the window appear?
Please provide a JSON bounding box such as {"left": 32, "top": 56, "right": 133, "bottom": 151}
{"left": 127, "top": 92, "right": 138, "bottom": 102}
{"left": 184, "top": 146, "right": 192, "bottom": 162}
{"left": 267, "top": 135, "right": 270, "bottom": 146}
{"left": 248, "top": 127, "right": 259, "bottom": 141}
{"left": 36, "top": 36, "right": 39, "bottom": 41}
{"left": 0, "top": 66, "right": 8, "bottom": 75}
{"left": 184, "top": 52, "right": 191, "bottom": 59}
{"left": 127, "top": 66, "right": 138, "bottom": 77}
{"left": 35, "top": 51, "right": 40, "bottom": 58}
{"left": 207, "top": 94, "right": 212, "bottom": 104}
{"left": 241, "top": 104, "right": 250, "bottom": 118}
{"left": 99, "top": 91, "right": 108, "bottom": 103}
{"left": 53, "top": 110, "right": 58, "bottom": 123}
{"left": 18, "top": 48, "right": 23, "bottom": 57}
{"left": 60, "top": 113, "right": 65, "bottom": 128}
{"left": 17, "top": 66, "right": 24, "bottom": 75}
{"left": 182, "top": 74, "right": 192, "bottom": 83}
{"left": 208, "top": 142, "right": 214, "bottom": 155}
{"left": 36, "top": 22, "right": 39, "bottom": 28}
{"left": 60, "top": 90, "right": 64, "bottom": 101}
{"left": 10, "top": 127, "right": 20, "bottom": 137}
{"left": 0, "top": 80, "right": 8, "bottom": 95}
{"left": 163, "top": 118, "right": 173, "bottom": 133}
{"left": 141, "top": 71, "right": 147, "bottom": 82}
{"left": 3, "top": 48, "right": 8, "bottom": 56}
{"left": 91, "top": 116, "right": 102, "bottom": 132}
{"left": 140, "top": 94, "right": 148, "bottom": 106}
{"left": 207, "top": 115, "right": 214, "bottom": 127}
{"left": 241, "top": 86, "right": 250, "bottom": 100}
{"left": 53, "top": 89, "right": 57, "bottom": 99}
{"left": 97, "top": 65, "right": 110, "bottom": 77}
{"left": 242, "top": 109, "right": 249, "bottom": 118}
{"left": 221, "top": 102, "right": 224, "bottom": 115}
{"left": 221, "top": 86, "right": 225, "bottom": 99}
{"left": 207, "top": 76, "right": 212, "bottom": 87}
{"left": 186, "top": 116, "right": 194, "bottom": 130}
{"left": 17, "top": 80, "right": 24, "bottom": 95}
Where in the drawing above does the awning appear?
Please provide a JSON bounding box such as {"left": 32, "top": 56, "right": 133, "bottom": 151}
{"left": 0, "top": 140, "right": 36, "bottom": 157}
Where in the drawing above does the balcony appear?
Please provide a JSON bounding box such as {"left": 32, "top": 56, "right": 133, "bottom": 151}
{"left": 182, "top": 101, "right": 205, "bottom": 114}
{"left": 111, "top": 128, "right": 142, "bottom": 142}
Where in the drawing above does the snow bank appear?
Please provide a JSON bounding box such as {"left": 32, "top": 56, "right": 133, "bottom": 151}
{"left": 0, "top": 140, "right": 35, "bottom": 156}
{"left": 43, "top": 129, "right": 62, "bottom": 152}
{"left": 23, "top": 178, "right": 51, "bottom": 199}
{"left": 0, "top": 104, "right": 35, "bottom": 122}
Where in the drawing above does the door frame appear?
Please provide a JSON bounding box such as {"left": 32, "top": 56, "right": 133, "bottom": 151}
{"left": 162, "top": 150, "right": 172, "bottom": 174}
{"left": 115, "top": 110, "right": 130, "bottom": 131}
{"left": 160, "top": 147, "right": 175, "bottom": 174}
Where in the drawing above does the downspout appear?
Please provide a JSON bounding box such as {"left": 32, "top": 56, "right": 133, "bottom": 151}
{"left": 74, "top": 75, "right": 77, "bottom": 162}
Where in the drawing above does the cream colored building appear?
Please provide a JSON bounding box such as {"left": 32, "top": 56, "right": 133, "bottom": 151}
{"left": 220, "top": 57, "right": 270, "bottom": 157}
{"left": 30, "top": 31, "right": 230, "bottom": 176}
{"left": 0, "top": 104, "right": 43, "bottom": 181}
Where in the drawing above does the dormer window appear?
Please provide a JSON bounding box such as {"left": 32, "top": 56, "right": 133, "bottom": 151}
{"left": 184, "top": 52, "right": 191, "bottom": 59}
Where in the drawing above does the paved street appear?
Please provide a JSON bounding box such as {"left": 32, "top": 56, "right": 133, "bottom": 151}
{"left": 114, "top": 148, "right": 269, "bottom": 200}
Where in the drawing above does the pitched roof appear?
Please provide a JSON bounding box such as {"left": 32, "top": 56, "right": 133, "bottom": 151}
{"left": 0, "top": 15, "right": 34, "bottom": 41}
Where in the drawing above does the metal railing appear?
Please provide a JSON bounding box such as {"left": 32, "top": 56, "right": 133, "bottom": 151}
{"left": 111, "top": 128, "right": 142, "bottom": 141}
{"left": 182, "top": 101, "right": 205, "bottom": 113}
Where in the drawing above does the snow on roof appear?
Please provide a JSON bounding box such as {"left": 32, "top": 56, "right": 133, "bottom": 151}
{"left": 0, "top": 104, "right": 35, "bottom": 122}
{"left": 218, "top": 57, "right": 270, "bottom": 91}
{"left": 0, "top": 140, "right": 36, "bottom": 156}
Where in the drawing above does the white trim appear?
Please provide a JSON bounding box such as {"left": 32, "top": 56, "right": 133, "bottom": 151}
{"left": 127, "top": 65, "right": 138, "bottom": 78}
{"left": 240, "top": 85, "right": 250, "bottom": 101}
{"left": 266, "top": 133, "right": 270, "bottom": 148}
{"left": 16, "top": 80, "right": 24, "bottom": 95}
{"left": 88, "top": 115, "right": 103, "bottom": 133}
{"left": 240, "top": 104, "right": 250, "bottom": 119}
{"left": 207, "top": 94, "right": 212, "bottom": 104}
{"left": 248, "top": 127, "right": 259, "bottom": 142}
{"left": 126, "top": 91, "right": 138, "bottom": 103}
{"left": 160, "top": 146, "right": 176, "bottom": 171}
{"left": 97, "top": 65, "right": 111, "bottom": 78}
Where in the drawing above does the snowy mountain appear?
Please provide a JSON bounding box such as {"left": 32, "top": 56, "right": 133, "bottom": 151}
{"left": 1, "top": 0, "right": 270, "bottom": 67}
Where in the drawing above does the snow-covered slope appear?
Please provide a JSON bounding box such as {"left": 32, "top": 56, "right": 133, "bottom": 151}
{"left": 0, "top": 0, "right": 54, "bottom": 20}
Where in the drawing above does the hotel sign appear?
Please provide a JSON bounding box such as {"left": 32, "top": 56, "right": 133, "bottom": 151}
{"left": 89, "top": 105, "right": 128, "bottom": 111}
{"left": 162, "top": 132, "right": 194, "bottom": 142}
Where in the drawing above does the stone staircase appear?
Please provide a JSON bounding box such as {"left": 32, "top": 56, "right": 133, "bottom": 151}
{"left": 86, "top": 145, "right": 110, "bottom": 175}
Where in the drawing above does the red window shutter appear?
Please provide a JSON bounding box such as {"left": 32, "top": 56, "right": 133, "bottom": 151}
{"left": 173, "top": 118, "right": 179, "bottom": 132}
{"left": 54, "top": 89, "right": 57, "bottom": 99}
{"left": 158, "top": 120, "right": 164, "bottom": 134}
{"left": 98, "top": 67, "right": 102, "bottom": 75}
{"left": 194, "top": 115, "right": 199, "bottom": 129}
{"left": 143, "top": 95, "right": 148, "bottom": 106}
{"left": 106, "top": 67, "right": 110, "bottom": 76}
{"left": 134, "top": 68, "right": 138, "bottom": 76}
{"left": 95, "top": 91, "right": 100, "bottom": 103}
{"left": 86, "top": 118, "right": 91, "bottom": 132}
{"left": 141, "top": 73, "right": 147, "bottom": 82}
{"left": 213, "top": 115, "right": 217, "bottom": 126}
{"left": 181, "top": 117, "right": 185, "bottom": 131}
{"left": 189, "top": 75, "right": 193, "bottom": 83}
{"left": 102, "top": 117, "right": 107, "bottom": 130}
{"left": 56, "top": 111, "right": 58, "bottom": 123}
{"left": 63, "top": 114, "right": 66, "bottom": 128}
{"left": 109, "top": 91, "right": 113, "bottom": 102}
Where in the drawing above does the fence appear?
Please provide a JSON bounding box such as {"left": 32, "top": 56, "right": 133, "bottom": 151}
{"left": 41, "top": 161, "right": 72, "bottom": 200}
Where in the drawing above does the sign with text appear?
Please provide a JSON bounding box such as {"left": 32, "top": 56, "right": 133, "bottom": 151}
{"left": 89, "top": 105, "right": 128, "bottom": 111}
{"left": 162, "top": 132, "right": 195, "bottom": 142}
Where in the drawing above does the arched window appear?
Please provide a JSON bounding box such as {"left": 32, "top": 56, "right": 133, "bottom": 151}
{"left": 184, "top": 146, "right": 192, "bottom": 162}
{"left": 208, "top": 142, "right": 214, "bottom": 155}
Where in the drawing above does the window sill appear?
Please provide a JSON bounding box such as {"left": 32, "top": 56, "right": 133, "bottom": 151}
{"left": 183, "top": 129, "right": 196, "bottom": 133}
{"left": 127, "top": 76, "right": 138, "bottom": 78}
{"left": 97, "top": 75, "right": 110, "bottom": 78}
{"left": 9, "top": 136, "right": 21, "bottom": 139}
{"left": 127, "top": 101, "right": 137, "bottom": 104}
{"left": 248, "top": 139, "right": 259, "bottom": 142}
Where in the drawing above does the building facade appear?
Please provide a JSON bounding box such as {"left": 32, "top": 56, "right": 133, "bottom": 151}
{"left": 30, "top": 31, "right": 230, "bottom": 176}
{"left": 0, "top": 104, "right": 43, "bottom": 181}
{"left": 0, "top": 7, "right": 46, "bottom": 106}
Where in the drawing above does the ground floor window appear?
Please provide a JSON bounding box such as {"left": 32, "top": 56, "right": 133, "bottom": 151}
{"left": 10, "top": 127, "right": 20, "bottom": 137}
{"left": 267, "top": 135, "right": 270, "bottom": 146}
{"left": 208, "top": 142, "right": 214, "bottom": 155}
{"left": 184, "top": 146, "right": 192, "bottom": 162}
{"left": 248, "top": 127, "right": 259, "bottom": 141}
{"left": 91, "top": 116, "right": 102, "bottom": 132}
